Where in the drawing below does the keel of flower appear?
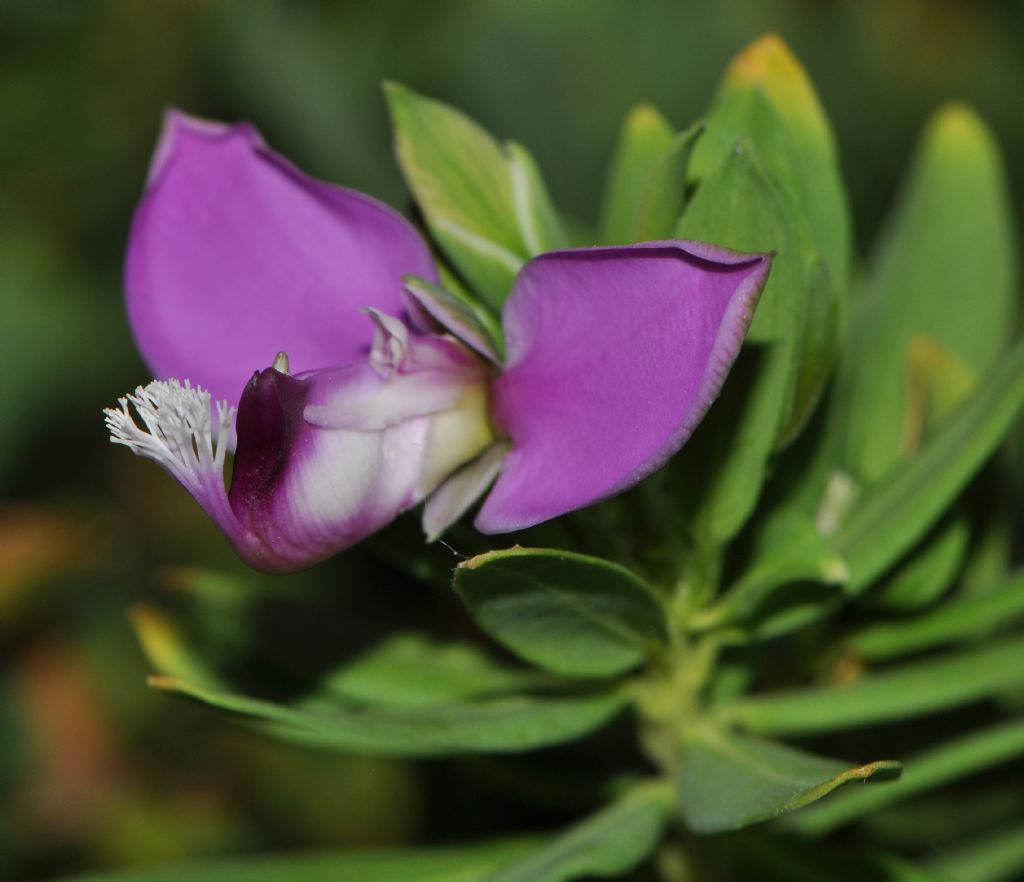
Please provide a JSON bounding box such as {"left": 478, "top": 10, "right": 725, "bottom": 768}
{"left": 106, "top": 319, "right": 497, "bottom": 573}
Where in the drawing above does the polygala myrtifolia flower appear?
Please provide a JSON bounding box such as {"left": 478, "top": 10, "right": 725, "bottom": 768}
{"left": 104, "top": 110, "right": 772, "bottom": 573}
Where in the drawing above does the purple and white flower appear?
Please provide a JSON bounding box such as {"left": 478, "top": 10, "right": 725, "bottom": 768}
{"left": 105, "top": 111, "right": 771, "bottom": 573}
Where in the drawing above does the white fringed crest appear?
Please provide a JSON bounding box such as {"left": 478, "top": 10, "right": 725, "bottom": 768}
{"left": 103, "top": 379, "right": 235, "bottom": 493}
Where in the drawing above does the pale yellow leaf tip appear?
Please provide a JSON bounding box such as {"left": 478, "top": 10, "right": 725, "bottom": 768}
{"left": 925, "top": 101, "right": 999, "bottom": 160}
{"left": 724, "top": 33, "right": 801, "bottom": 89}
{"left": 625, "top": 103, "right": 671, "bottom": 131}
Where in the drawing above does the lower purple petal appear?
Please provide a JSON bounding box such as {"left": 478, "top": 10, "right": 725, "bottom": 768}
{"left": 475, "top": 241, "right": 771, "bottom": 533}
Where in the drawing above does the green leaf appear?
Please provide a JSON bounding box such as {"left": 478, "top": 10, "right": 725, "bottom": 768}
{"left": 791, "top": 716, "right": 1024, "bottom": 835}
{"left": 678, "top": 725, "right": 899, "bottom": 834}
{"left": 314, "top": 633, "right": 540, "bottom": 709}
{"left": 865, "top": 518, "right": 969, "bottom": 611}
{"left": 676, "top": 141, "right": 837, "bottom": 540}
{"left": 930, "top": 822, "right": 1024, "bottom": 882}
{"left": 685, "top": 44, "right": 845, "bottom": 444}
{"left": 600, "top": 104, "right": 676, "bottom": 243}
{"left": 837, "top": 103, "right": 1017, "bottom": 481}
{"left": 505, "top": 141, "right": 568, "bottom": 255}
{"left": 697, "top": 512, "right": 848, "bottom": 630}
{"left": 834, "top": 336, "right": 1024, "bottom": 591}
{"left": 689, "top": 34, "right": 851, "bottom": 292}
{"left": 454, "top": 547, "right": 669, "bottom": 678}
{"left": 632, "top": 122, "right": 703, "bottom": 241}
{"left": 599, "top": 105, "right": 703, "bottom": 244}
{"left": 151, "top": 675, "right": 627, "bottom": 757}
{"left": 385, "top": 83, "right": 563, "bottom": 309}
{"left": 722, "top": 634, "right": 1024, "bottom": 736}
{"left": 54, "top": 840, "right": 537, "bottom": 882}
{"left": 484, "top": 781, "right": 673, "bottom": 882}
{"left": 851, "top": 571, "right": 1024, "bottom": 661}
{"left": 130, "top": 604, "right": 228, "bottom": 691}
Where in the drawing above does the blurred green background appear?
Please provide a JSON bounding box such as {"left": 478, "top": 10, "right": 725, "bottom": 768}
{"left": 2, "top": 1, "right": 1023, "bottom": 879}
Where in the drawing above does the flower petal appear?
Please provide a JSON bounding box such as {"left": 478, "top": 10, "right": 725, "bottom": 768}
{"left": 228, "top": 367, "right": 427, "bottom": 571}
{"left": 475, "top": 241, "right": 772, "bottom": 533}
{"left": 303, "top": 320, "right": 491, "bottom": 431}
{"left": 126, "top": 110, "right": 437, "bottom": 406}
{"left": 402, "top": 276, "right": 503, "bottom": 363}
{"left": 423, "top": 442, "right": 510, "bottom": 541}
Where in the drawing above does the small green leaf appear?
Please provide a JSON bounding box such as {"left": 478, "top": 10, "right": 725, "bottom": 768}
{"left": 54, "top": 840, "right": 538, "bottom": 882}
{"left": 454, "top": 547, "right": 669, "bottom": 678}
{"left": 834, "top": 336, "right": 1024, "bottom": 591}
{"left": 689, "top": 34, "right": 851, "bottom": 291}
{"left": 151, "top": 675, "right": 628, "bottom": 757}
{"left": 852, "top": 571, "right": 1024, "bottom": 661}
{"left": 837, "top": 103, "right": 1017, "bottom": 482}
{"left": 722, "top": 634, "right": 1024, "bottom": 736}
{"left": 506, "top": 141, "right": 568, "bottom": 255}
{"left": 130, "top": 603, "right": 227, "bottom": 691}
{"left": 484, "top": 781, "right": 673, "bottom": 882}
{"left": 865, "top": 518, "right": 969, "bottom": 611}
{"left": 791, "top": 716, "right": 1024, "bottom": 836}
{"left": 386, "top": 83, "right": 563, "bottom": 309}
{"left": 676, "top": 141, "right": 837, "bottom": 540}
{"left": 699, "top": 512, "right": 848, "bottom": 629}
{"left": 632, "top": 122, "right": 704, "bottom": 241}
{"left": 679, "top": 725, "right": 899, "bottom": 834}
{"left": 599, "top": 105, "right": 703, "bottom": 244}
{"left": 315, "top": 633, "right": 540, "bottom": 708}
{"left": 599, "top": 104, "right": 676, "bottom": 244}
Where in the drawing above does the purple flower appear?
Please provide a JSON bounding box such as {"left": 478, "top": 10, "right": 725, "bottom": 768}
{"left": 105, "top": 112, "right": 771, "bottom": 573}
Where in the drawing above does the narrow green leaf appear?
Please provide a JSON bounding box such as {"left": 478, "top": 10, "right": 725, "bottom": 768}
{"left": 689, "top": 34, "right": 851, "bottom": 291}
{"left": 315, "top": 633, "right": 540, "bottom": 709}
{"left": 386, "top": 82, "right": 522, "bottom": 305}
{"left": 838, "top": 104, "right": 1017, "bottom": 481}
{"left": 865, "top": 518, "right": 969, "bottom": 611}
{"left": 151, "top": 676, "right": 628, "bottom": 757}
{"left": 930, "top": 822, "right": 1024, "bottom": 882}
{"left": 679, "top": 725, "right": 899, "bottom": 834}
{"left": 55, "top": 840, "right": 538, "bottom": 882}
{"left": 631, "top": 123, "right": 704, "bottom": 242}
{"left": 385, "top": 83, "right": 563, "bottom": 309}
{"left": 791, "top": 717, "right": 1024, "bottom": 835}
{"left": 679, "top": 139, "right": 802, "bottom": 343}
{"left": 130, "top": 604, "right": 228, "bottom": 691}
{"left": 700, "top": 512, "right": 848, "bottom": 629}
{"left": 506, "top": 141, "right": 568, "bottom": 255}
{"left": 484, "top": 782, "right": 673, "bottom": 882}
{"left": 599, "top": 105, "right": 676, "bottom": 244}
{"left": 454, "top": 547, "right": 668, "bottom": 678}
{"left": 723, "top": 634, "right": 1024, "bottom": 736}
{"left": 852, "top": 571, "right": 1024, "bottom": 661}
{"left": 834, "top": 336, "right": 1024, "bottom": 591}
{"left": 676, "top": 141, "right": 837, "bottom": 540}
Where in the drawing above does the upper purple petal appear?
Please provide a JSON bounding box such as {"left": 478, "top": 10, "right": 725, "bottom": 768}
{"left": 125, "top": 110, "right": 437, "bottom": 406}
{"left": 475, "top": 241, "right": 772, "bottom": 533}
